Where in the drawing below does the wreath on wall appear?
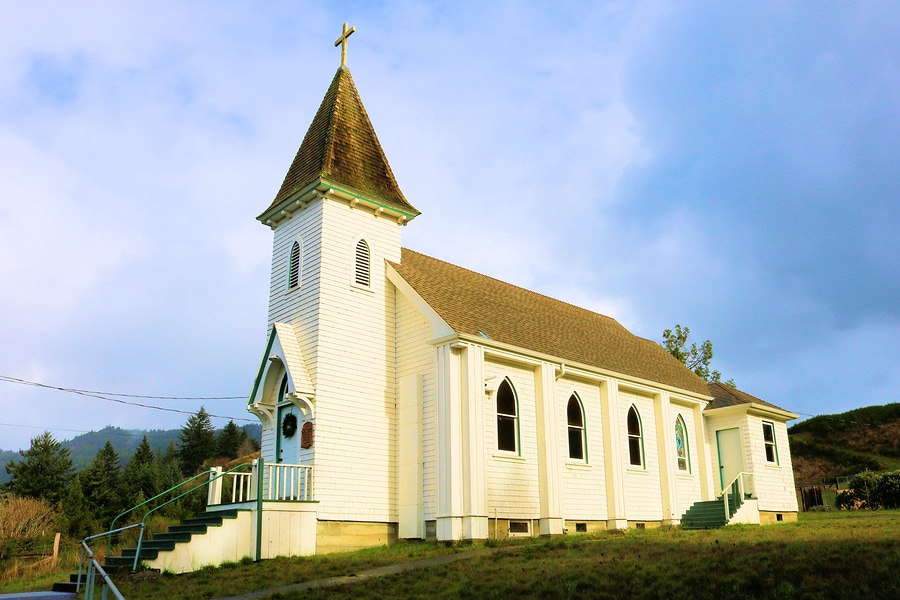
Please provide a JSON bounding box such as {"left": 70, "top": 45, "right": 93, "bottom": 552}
{"left": 281, "top": 413, "right": 298, "bottom": 438}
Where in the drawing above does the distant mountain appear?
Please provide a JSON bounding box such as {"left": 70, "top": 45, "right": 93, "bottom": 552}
{"left": 0, "top": 423, "right": 261, "bottom": 485}
{"left": 789, "top": 403, "right": 900, "bottom": 485}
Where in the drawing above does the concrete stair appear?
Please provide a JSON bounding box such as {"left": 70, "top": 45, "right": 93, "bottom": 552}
{"left": 681, "top": 494, "right": 744, "bottom": 529}
{"left": 104, "top": 509, "right": 243, "bottom": 570}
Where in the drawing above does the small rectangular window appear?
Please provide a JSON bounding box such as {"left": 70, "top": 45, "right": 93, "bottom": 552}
{"left": 575, "top": 522, "right": 587, "bottom": 533}
{"left": 509, "top": 521, "right": 529, "bottom": 536}
{"left": 762, "top": 421, "right": 778, "bottom": 464}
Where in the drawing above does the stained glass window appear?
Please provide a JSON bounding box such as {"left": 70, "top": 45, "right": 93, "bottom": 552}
{"left": 675, "top": 415, "right": 689, "bottom": 472}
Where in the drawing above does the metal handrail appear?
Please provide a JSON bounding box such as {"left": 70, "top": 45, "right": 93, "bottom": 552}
{"left": 78, "top": 524, "right": 142, "bottom": 596}
{"left": 130, "top": 462, "right": 252, "bottom": 571}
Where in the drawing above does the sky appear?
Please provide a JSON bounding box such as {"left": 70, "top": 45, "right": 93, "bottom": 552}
{"left": 1, "top": 1, "right": 898, "bottom": 453}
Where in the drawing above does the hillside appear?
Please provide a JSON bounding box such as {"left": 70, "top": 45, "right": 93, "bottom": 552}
{"left": 789, "top": 403, "right": 900, "bottom": 485}
{"left": 0, "top": 423, "right": 261, "bottom": 484}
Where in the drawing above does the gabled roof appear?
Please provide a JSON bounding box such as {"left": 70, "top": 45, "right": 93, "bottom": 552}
{"left": 706, "top": 381, "right": 792, "bottom": 415}
{"left": 262, "top": 66, "right": 419, "bottom": 218}
{"left": 390, "top": 249, "right": 711, "bottom": 397}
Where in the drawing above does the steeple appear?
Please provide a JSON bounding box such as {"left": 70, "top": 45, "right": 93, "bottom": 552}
{"left": 259, "top": 66, "right": 419, "bottom": 223}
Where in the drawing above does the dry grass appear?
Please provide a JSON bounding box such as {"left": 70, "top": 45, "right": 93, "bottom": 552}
{"left": 0, "top": 496, "right": 59, "bottom": 539}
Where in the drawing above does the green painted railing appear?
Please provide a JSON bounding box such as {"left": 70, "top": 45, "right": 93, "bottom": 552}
{"left": 107, "top": 468, "right": 217, "bottom": 556}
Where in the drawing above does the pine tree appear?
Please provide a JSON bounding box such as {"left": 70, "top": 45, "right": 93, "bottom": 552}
{"left": 123, "top": 436, "right": 161, "bottom": 507}
{"left": 178, "top": 407, "right": 216, "bottom": 475}
{"left": 80, "top": 441, "right": 124, "bottom": 525}
{"left": 216, "top": 420, "right": 245, "bottom": 460}
{"left": 4, "top": 431, "right": 74, "bottom": 505}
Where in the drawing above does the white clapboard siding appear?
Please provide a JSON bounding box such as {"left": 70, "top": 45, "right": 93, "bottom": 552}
{"left": 557, "top": 380, "right": 608, "bottom": 521}
{"left": 483, "top": 361, "right": 541, "bottom": 519}
{"left": 306, "top": 200, "right": 402, "bottom": 522}
{"left": 394, "top": 291, "right": 436, "bottom": 520}
{"left": 268, "top": 199, "right": 324, "bottom": 384}
{"left": 619, "top": 390, "right": 663, "bottom": 521}
{"left": 746, "top": 417, "right": 799, "bottom": 512}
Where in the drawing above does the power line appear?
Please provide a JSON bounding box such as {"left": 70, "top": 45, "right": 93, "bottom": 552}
{"left": 0, "top": 421, "right": 182, "bottom": 440}
{"left": 0, "top": 375, "right": 245, "bottom": 399}
{"left": 0, "top": 375, "right": 254, "bottom": 423}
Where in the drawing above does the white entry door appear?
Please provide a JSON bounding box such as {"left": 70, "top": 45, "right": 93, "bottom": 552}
{"left": 277, "top": 403, "right": 301, "bottom": 464}
{"left": 716, "top": 428, "right": 744, "bottom": 492}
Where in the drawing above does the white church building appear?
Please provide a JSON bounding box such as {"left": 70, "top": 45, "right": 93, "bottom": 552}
{"left": 144, "top": 35, "right": 798, "bottom": 571}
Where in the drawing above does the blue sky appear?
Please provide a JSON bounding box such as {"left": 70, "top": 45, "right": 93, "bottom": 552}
{"left": 1, "top": 1, "right": 898, "bottom": 452}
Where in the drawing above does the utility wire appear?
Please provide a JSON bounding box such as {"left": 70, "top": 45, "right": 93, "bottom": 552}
{"left": 0, "top": 375, "right": 244, "bottom": 399}
{"left": 0, "top": 421, "right": 182, "bottom": 440}
{"left": 0, "top": 374, "right": 254, "bottom": 423}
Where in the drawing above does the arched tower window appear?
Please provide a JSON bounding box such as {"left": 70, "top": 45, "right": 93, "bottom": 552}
{"left": 675, "top": 414, "right": 690, "bottom": 472}
{"left": 354, "top": 239, "right": 370, "bottom": 287}
{"left": 627, "top": 405, "right": 644, "bottom": 467}
{"left": 567, "top": 395, "right": 586, "bottom": 461}
{"left": 288, "top": 241, "right": 301, "bottom": 289}
{"left": 496, "top": 379, "right": 519, "bottom": 453}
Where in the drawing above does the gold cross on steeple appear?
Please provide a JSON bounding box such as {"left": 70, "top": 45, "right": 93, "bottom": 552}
{"left": 334, "top": 22, "right": 356, "bottom": 67}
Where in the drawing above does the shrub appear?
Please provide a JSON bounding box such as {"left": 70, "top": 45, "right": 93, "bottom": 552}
{"left": 0, "top": 496, "right": 60, "bottom": 540}
{"left": 836, "top": 470, "right": 900, "bottom": 509}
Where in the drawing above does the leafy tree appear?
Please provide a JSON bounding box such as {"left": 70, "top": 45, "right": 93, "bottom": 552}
{"left": 661, "top": 324, "right": 734, "bottom": 385}
{"left": 4, "top": 431, "right": 74, "bottom": 505}
{"left": 216, "top": 420, "right": 246, "bottom": 460}
{"left": 80, "top": 441, "right": 124, "bottom": 525}
{"left": 178, "top": 407, "right": 216, "bottom": 475}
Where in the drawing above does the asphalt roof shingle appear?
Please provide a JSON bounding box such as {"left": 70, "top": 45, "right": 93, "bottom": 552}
{"left": 391, "top": 249, "right": 712, "bottom": 397}
{"left": 263, "top": 67, "right": 419, "bottom": 217}
{"left": 706, "top": 381, "right": 789, "bottom": 412}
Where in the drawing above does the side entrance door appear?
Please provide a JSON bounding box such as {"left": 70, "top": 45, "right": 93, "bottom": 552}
{"left": 276, "top": 402, "right": 301, "bottom": 464}
{"left": 716, "top": 428, "right": 744, "bottom": 492}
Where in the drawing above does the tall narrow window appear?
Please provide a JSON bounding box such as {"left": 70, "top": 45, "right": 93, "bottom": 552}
{"left": 288, "top": 241, "right": 301, "bottom": 289}
{"left": 567, "top": 395, "right": 586, "bottom": 461}
{"left": 762, "top": 421, "right": 778, "bottom": 464}
{"left": 354, "top": 239, "right": 370, "bottom": 287}
{"left": 496, "top": 379, "right": 518, "bottom": 453}
{"left": 627, "top": 405, "right": 643, "bottom": 467}
{"left": 675, "top": 414, "right": 689, "bottom": 472}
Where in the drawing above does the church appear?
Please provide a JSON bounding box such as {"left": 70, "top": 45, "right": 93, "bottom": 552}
{"left": 145, "top": 27, "right": 799, "bottom": 570}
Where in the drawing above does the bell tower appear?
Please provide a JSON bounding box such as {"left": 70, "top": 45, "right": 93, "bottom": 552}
{"left": 248, "top": 24, "right": 420, "bottom": 546}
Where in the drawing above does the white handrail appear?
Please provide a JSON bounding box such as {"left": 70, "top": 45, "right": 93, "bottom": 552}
{"left": 264, "top": 463, "right": 314, "bottom": 501}
{"left": 722, "top": 471, "right": 754, "bottom": 520}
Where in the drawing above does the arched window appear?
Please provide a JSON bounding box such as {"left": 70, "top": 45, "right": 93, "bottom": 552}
{"left": 496, "top": 379, "right": 518, "bottom": 453}
{"left": 288, "top": 241, "right": 301, "bottom": 289}
{"left": 567, "top": 395, "right": 586, "bottom": 461}
{"left": 675, "top": 414, "right": 689, "bottom": 472}
{"left": 627, "top": 405, "right": 643, "bottom": 467}
{"left": 354, "top": 239, "right": 370, "bottom": 287}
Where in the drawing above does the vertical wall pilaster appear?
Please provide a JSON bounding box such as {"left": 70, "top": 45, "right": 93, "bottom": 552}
{"left": 461, "top": 345, "right": 488, "bottom": 539}
{"left": 601, "top": 379, "right": 628, "bottom": 529}
{"left": 535, "top": 362, "right": 563, "bottom": 535}
{"left": 435, "top": 343, "right": 463, "bottom": 540}
{"left": 694, "top": 403, "right": 715, "bottom": 500}
{"left": 655, "top": 392, "right": 678, "bottom": 524}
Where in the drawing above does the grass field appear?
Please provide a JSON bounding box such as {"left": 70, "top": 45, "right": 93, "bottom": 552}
{"left": 7, "top": 511, "right": 900, "bottom": 599}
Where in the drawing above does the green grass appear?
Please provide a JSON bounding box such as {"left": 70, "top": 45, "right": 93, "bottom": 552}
{"left": 8, "top": 512, "right": 900, "bottom": 599}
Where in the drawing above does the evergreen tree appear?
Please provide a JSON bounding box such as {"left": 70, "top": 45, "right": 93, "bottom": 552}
{"left": 4, "top": 431, "right": 74, "bottom": 505}
{"left": 123, "top": 436, "right": 161, "bottom": 507}
{"left": 178, "top": 407, "right": 216, "bottom": 475}
{"left": 216, "top": 420, "right": 246, "bottom": 460}
{"left": 62, "top": 479, "right": 98, "bottom": 538}
{"left": 80, "top": 441, "right": 124, "bottom": 525}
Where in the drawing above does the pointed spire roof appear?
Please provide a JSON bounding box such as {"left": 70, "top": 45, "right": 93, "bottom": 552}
{"left": 262, "top": 66, "right": 419, "bottom": 218}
